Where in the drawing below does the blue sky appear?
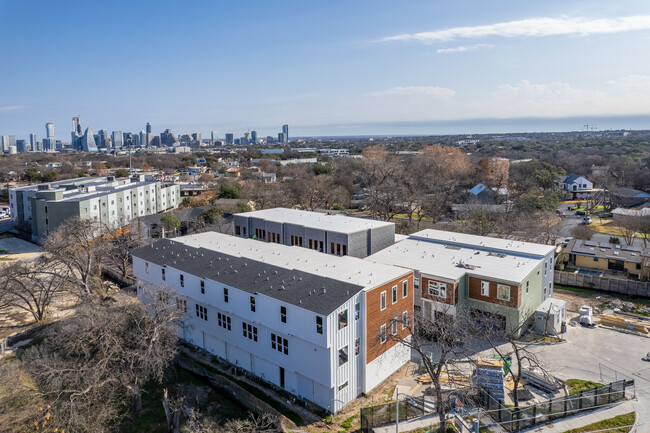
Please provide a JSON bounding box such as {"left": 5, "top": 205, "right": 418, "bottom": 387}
{"left": 2, "top": 0, "right": 650, "bottom": 138}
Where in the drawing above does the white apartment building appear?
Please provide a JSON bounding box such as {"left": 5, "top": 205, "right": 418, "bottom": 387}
{"left": 132, "top": 232, "right": 413, "bottom": 412}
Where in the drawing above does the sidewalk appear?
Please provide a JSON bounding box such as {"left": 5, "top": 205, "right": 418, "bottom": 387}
{"left": 519, "top": 400, "right": 635, "bottom": 433}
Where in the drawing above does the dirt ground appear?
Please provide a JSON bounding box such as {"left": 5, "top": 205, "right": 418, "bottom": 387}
{"left": 553, "top": 288, "right": 612, "bottom": 312}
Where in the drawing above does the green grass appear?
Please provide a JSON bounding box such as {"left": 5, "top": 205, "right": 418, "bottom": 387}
{"left": 564, "top": 412, "right": 635, "bottom": 433}
{"left": 340, "top": 414, "right": 358, "bottom": 431}
{"left": 565, "top": 379, "right": 603, "bottom": 395}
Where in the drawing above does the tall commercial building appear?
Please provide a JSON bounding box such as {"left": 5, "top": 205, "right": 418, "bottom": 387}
{"left": 81, "top": 128, "right": 98, "bottom": 152}
{"left": 71, "top": 117, "right": 83, "bottom": 150}
{"left": 46, "top": 122, "right": 55, "bottom": 139}
{"left": 225, "top": 133, "right": 234, "bottom": 145}
{"left": 16, "top": 139, "right": 28, "bottom": 153}
{"left": 1, "top": 135, "right": 9, "bottom": 153}
{"left": 112, "top": 131, "right": 123, "bottom": 148}
{"left": 146, "top": 122, "right": 152, "bottom": 134}
{"left": 242, "top": 132, "right": 250, "bottom": 145}
{"left": 161, "top": 129, "right": 178, "bottom": 146}
{"left": 251, "top": 130, "right": 257, "bottom": 143}
{"left": 97, "top": 129, "right": 109, "bottom": 148}
{"left": 282, "top": 124, "right": 289, "bottom": 143}
{"left": 278, "top": 132, "right": 285, "bottom": 143}
{"left": 29, "top": 134, "right": 37, "bottom": 152}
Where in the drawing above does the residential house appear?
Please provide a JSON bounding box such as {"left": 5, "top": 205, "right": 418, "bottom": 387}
{"left": 611, "top": 187, "right": 650, "bottom": 208}
{"left": 560, "top": 174, "right": 593, "bottom": 194}
{"left": 468, "top": 183, "right": 508, "bottom": 204}
{"left": 132, "top": 232, "right": 413, "bottom": 412}
{"left": 565, "top": 239, "right": 648, "bottom": 280}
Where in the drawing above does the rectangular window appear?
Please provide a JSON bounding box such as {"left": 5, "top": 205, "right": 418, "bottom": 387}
{"left": 392, "top": 285, "right": 397, "bottom": 304}
{"left": 145, "top": 262, "right": 149, "bottom": 274}
{"left": 428, "top": 281, "right": 446, "bottom": 298}
{"left": 392, "top": 319, "right": 397, "bottom": 335}
{"left": 235, "top": 225, "right": 241, "bottom": 235}
{"left": 309, "top": 239, "right": 313, "bottom": 249}
{"left": 250, "top": 296, "right": 256, "bottom": 312}
{"left": 342, "top": 245, "right": 347, "bottom": 256}
{"left": 330, "top": 242, "right": 335, "bottom": 254}
{"left": 242, "top": 322, "right": 258, "bottom": 341}
{"left": 338, "top": 310, "right": 348, "bottom": 330}
{"left": 223, "top": 287, "right": 229, "bottom": 303}
{"left": 280, "top": 306, "right": 287, "bottom": 323}
{"left": 402, "top": 311, "right": 408, "bottom": 329}
{"left": 195, "top": 304, "right": 207, "bottom": 321}
{"left": 162, "top": 267, "right": 166, "bottom": 281}
{"left": 355, "top": 302, "right": 360, "bottom": 320}
{"left": 316, "top": 316, "right": 323, "bottom": 334}
{"left": 380, "top": 324, "right": 386, "bottom": 344}
{"left": 402, "top": 281, "right": 408, "bottom": 298}
{"left": 217, "top": 312, "right": 231, "bottom": 330}
{"left": 497, "top": 284, "right": 511, "bottom": 302}
{"left": 480, "top": 281, "right": 490, "bottom": 297}
{"left": 338, "top": 346, "right": 349, "bottom": 366}
{"left": 526, "top": 280, "right": 529, "bottom": 293}
{"left": 271, "top": 333, "right": 289, "bottom": 355}
{"left": 175, "top": 297, "right": 187, "bottom": 312}
{"left": 180, "top": 274, "right": 184, "bottom": 288}
{"left": 380, "top": 291, "right": 386, "bottom": 310}
{"left": 414, "top": 277, "right": 420, "bottom": 289}
{"left": 336, "top": 243, "right": 341, "bottom": 256}
{"left": 200, "top": 280, "right": 205, "bottom": 294}
{"left": 355, "top": 338, "right": 359, "bottom": 355}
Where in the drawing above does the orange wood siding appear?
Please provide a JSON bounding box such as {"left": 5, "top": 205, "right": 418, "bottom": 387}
{"left": 421, "top": 277, "right": 458, "bottom": 305}
{"left": 365, "top": 273, "right": 413, "bottom": 364}
{"left": 468, "top": 277, "right": 520, "bottom": 309}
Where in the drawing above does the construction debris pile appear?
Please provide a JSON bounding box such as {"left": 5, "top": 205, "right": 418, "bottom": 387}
{"left": 599, "top": 314, "right": 649, "bottom": 334}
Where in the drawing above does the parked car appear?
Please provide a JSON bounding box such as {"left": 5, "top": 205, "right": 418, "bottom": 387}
{"left": 0, "top": 211, "right": 8, "bottom": 219}
{"left": 562, "top": 237, "right": 573, "bottom": 247}
{"left": 583, "top": 216, "right": 592, "bottom": 224}
{"left": 576, "top": 210, "right": 586, "bottom": 215}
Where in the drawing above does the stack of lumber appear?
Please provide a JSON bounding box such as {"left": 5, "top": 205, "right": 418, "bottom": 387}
{"left": 477, "top": 359, "right": 505, "bottom": 400}
{"left": 415, "top": 372, "right": 472, "bottom": 387}
{"left": 599, "top": 314, "right": 649, "bottom": 334}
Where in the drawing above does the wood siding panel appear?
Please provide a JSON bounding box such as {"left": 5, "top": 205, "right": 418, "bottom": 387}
{"left": 365, "top": 273, "right": 413, "bottom": 364}
{"left": 468, "top": 277, "right": 520, "bottom": 309}
{"left": 421, "top": 277, "right": 458, "bottom": 305}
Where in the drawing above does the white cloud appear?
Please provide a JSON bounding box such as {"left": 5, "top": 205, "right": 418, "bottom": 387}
{"left": 436, "top": 44, "right": 493, "bottom": 54}
{"left": 364, "top": 86, "right": 455, "bottom": 98}
{"left": 0, "top": 105, "right": 23, "bottom": 112}
{"left": 380, "top": 15, "right": 650, "bottom": 44}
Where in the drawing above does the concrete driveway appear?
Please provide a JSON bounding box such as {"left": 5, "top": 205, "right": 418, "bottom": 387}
{"left": 0, "top": 236, "right": 42, "bottom": 260}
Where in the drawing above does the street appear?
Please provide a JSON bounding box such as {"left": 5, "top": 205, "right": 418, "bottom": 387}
{"left": 0, "top": 218, "right": 12, "bottom": 234}
{"left": 557, "top": 208, "right": 646, "bottom": 248}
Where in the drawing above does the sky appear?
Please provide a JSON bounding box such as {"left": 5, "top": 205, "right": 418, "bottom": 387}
{"left": 2, "top": 0, "right": 650, "bottom": 139}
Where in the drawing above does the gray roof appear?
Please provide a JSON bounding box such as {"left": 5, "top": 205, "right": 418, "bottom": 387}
{"left": 567, "top": 239, "right": 645, "bottom": 263}
{"left": 563, "top": 173, "right": 584, "bottom": 184}
{"left": 614, "top": 187, "right": 650, "bottom": 198}
{"left": 132, "top": 238, "right": 364, "bottom": 315}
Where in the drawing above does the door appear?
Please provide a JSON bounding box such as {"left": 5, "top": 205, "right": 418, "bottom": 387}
{"left": 279, "top": 367, "right": 285, "bottom": 389}
{"left": 423, "top": 300, "right": 433, "bottom": 320}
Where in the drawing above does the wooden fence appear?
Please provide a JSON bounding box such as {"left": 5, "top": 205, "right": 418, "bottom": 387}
{"left": 554, "top": 270, "right": 650, "bottom": 297}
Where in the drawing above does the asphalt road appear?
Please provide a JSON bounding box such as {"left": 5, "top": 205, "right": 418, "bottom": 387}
{"left": 557, "top": 209, "right": 646, "bottom": 248}
{"left": 0, "top": 218, "right": 13, "bottom": 233}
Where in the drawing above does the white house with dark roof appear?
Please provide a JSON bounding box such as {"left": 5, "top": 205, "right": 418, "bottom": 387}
{"left": 560, "top": 174, "right": 593, "bottom": 193}
{"left": 132, "top": 232, "right": 412, "bottom": 412}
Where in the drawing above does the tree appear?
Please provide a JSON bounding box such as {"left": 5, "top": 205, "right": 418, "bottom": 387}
{"left": 22, "top": 289, "right": 181, "bottom": 433}
{"left": 161, "top": 213, "right": 181, "bottom": 237}
{"left": 115, "top": 168, "right": 130, "bottom": 178}
{"left": 571, "top": 224, "right": 594, "bottom": 240}
{"left": 41, "top": 171, "right": 59, "bottom": 182}
{"left": 201, "top": 207, "right": 224, "bottom": 226}
{"left": 43, "top": 218, "right": 110, "bottom": 297}
{"left": 617, "top": 216, "right": 639, "bottom": 246}
{"left": 106, "top": 223, "right": 146, "bottom": 279}
{"left": 23, "top": 168, "right": 41, "bottom": 182}
{"left": 198, "top": 173, "right": 215, "bottom": 183}
{"left": 0, "top": 256, "right": 69, "bottom": 322}
{"left": 236, "top": 201, "right": 252, "bottom": 213}
{"left": 219, "top": 183, "right": 242, "bottom": 199}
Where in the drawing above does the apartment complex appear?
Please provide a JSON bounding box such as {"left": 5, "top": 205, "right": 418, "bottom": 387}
{"left": 367, "top": 230, "right": 556, "bottom": 336}
{"left": 132, "top": 232, "right": 412, "bottom": 412}
{"left": 10, "top": 175, "right": 180, "bottom": 243}
{"left": 233, "top": 208, "right": 395, "bottom": 258}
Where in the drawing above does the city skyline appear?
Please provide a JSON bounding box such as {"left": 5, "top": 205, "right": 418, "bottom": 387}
{"left": 2, "top": 1, "right": 650, "bottom": 137}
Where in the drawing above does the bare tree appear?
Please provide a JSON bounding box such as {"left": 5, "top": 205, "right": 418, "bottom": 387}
{"left": 617, "top": 215, "right": 639, "bottom": 246}
{"left": 571, "top": 224, "right": 594, "bottom": 241}
{"left": 106, "top": 221, "right": 146, "bottom": 280}
{"left": 0, "top": 256, "right": 69, "bottom": 322}
{"left": 42, "top": 218, "right": 111, "bottom": 297}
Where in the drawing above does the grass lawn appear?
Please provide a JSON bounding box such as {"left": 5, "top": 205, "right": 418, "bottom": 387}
{"left": 564, "top": 412, "right": 635, "bottom": 433}
{"left": 565, "top": 379, "right": 603, "bottom": 395}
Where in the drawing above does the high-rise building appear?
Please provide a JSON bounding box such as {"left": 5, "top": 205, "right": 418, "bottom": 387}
{"left": 282, "top": 124, "right": 289, "bottom": 143}
{"left": 210, "top": 131, "right": 214, "bottom": 143}
{"left": 225, "top": 133, "right": 234, "bottom": 145}
{"left": 96, "top": 129, "right": 108, "bottom": 148}
{"left": 1, "top": 135, "right": 10, "bottom": 153}
{"left": 132, "top": 133, "right": 141, "bottom": 147}
{"left": 16, "top": 139, "right": 28, "bottom": 153}
{"left": 30, "top": 133, "right": 37, "bottom": 152}
{"left": 82, "top": 128, "right": 98, "bottom": 152}
{"left": 112, "top": 131, "right": 123, "bottom": 148}
{"left": 278, "top": 132, "right": 285, "bottom": 143}
{"left": 242, "top": 132, "right": 250, "bottom": 145}
{"left": 146, "top": 122, "right": 152, "bottom": 134}
{"left": 71, "top": 117, "right": 83, "bottom": 150}
{"left": 46, "top": 122, "right": 55, "bottom": 139}
{"left": 161, "top": 129, "right": 178, "bottom": 146}
{"left": 251, "top": 130, "right": 257, "bottom": 143}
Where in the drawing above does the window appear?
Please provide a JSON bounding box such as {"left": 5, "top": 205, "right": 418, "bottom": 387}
{"left": 315, "top": 316, "right": 324, "bottom": 334}
{"left": 223, "top": 287, "right": 229, "bottom": 303}
{"left": 355, "top": 302, "right": 360, "bottom": 320}
{"left": 338, "top": 346, "right": 349, "bottom": 366}
{"left": 355, "top": 338, "right": 360, "bottom": 355}
{"left": 330, "top": 242, "right": 334, "bottom": 254}
{"left": 217, "top": 312, "right": 231, "bottom": 330}
{"left": 162, "top": 268, "right": 166, "bottom": 281}
{"left": 280, "top": 306, "right": 287, "bottom": 323}
{"left": 176, "top": 297, "right": 187, "bottom": 312}
{"left": 271, "top": 333, "right": 289, "bottom": 355}
{"left": 428, "top": 281, "right": 447, "bottom": 298}
{"left": 342, "top": 245, "right": 347, "bottom": 256}
{"left": 392, "top": 319, "right": 397, "bottom": 335}
{"left": 402, "top": 281, "right": 408, "bottom": 298}
{"left": 145, "top": 262, "right": 149, "bottom": 274}
{"left": 180, "top": 274, "right": 184, "bottom": 288}
{"left": 338, "top": 310, "right": 348, "bottom": 330}
{"left": 235, "top": 225, "right": 241, "bottom": 235}
{"left": 480, "top": 281, "right": 490, "bottom": 297}
{"left": 402, "top": 311, "right": 408, "bottom": 329}
{"left": 242, "top": 322, "right": 258, "bottom": 341}
{"left": 195, "top": 304, "right": 208, "bottom": 321}
{"left": 392, "top": 285, "right": 397, "bottom": 304}
{"left": 380, "top": 325, "right": 386, "bottom": 344}
{"left": 309, "top": 239, "right": 313, "bottom": 249}
{"left": 200, "top": 280, "right": 205, "bottom": 294}
{"left": 250, "top": 296, "right": 256, "bottom": 312}
{"left": 380, "top": 291, "right": 386, "bottom": 310}
{"left": 496, "top": 284, "right": 510, "bottom": 302}
{"left": 526, "top": 280, "right": 529, "bottom": 293}
{"left": 338, "top": 381, "right": 348, "bottom": 391}
{"left": 414, "top": 277, "right": 420, "bottom": 289}
{"left": 593, "top": 257, "right": 599, "bottom": 262}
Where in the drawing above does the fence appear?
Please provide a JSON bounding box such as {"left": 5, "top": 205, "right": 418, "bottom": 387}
{"left": 360, "top": 396, "right": 427, "bottom": 433}
{"left": 554, "top": 270, "right": 650, "bottom": 297}
{"left": 476, "top": 380, "right": 633, "bottom": 432}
